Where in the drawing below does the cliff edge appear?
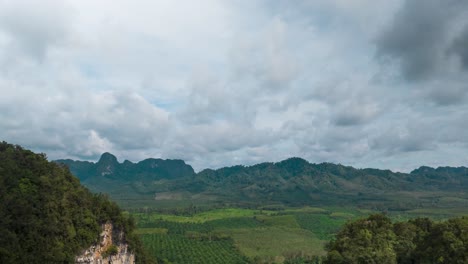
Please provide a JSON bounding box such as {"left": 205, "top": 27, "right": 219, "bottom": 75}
{"left": 75, "top": 222, "right": 135, "bottom": 264}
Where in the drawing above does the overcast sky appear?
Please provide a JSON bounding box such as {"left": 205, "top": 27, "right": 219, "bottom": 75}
{"left": 1, "top": 0, "right": 468, "bottom": 172}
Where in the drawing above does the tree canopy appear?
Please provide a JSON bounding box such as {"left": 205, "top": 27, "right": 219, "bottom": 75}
{"left": 325, "top": 214, "right": 468, "bottom": 264}
{"left": 0, "top": 142, "right": 153, "bottom": 263}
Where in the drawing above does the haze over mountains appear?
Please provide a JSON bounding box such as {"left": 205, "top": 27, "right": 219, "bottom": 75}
{"left": 56, "top": 153, "right": 468, "bottom": 210}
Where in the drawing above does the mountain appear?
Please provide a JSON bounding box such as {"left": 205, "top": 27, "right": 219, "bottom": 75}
{"left": 0, "top": 142, "right": 153, "bottom": 264}
{"left": 56, "top": 153, "right": 195, "bottom": 182}
{"left": 56, "top": 155, "right": 468, "bottom": 210}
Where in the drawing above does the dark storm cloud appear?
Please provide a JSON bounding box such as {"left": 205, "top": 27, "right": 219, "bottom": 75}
{"left": 377, "top": 0, "right": 468, "bottom": 81}
{"left": 450, "top": 26, "right": 468, "bottom": 70}
{"left": 426, "top": 82, "right": 467, "bottom": 106}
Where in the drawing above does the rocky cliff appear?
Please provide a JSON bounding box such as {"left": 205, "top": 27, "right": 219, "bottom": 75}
{"left": 75, "top": 222, "right": 135, "bottom": 264}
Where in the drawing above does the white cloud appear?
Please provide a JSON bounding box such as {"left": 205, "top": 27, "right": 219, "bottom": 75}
{"left": 0, "top": 0, "right": 72, "bottom": 61}
{"left": 1, "top": 0, "right": 468, "bottom": 172}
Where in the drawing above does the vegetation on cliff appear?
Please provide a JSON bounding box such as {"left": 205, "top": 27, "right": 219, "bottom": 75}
{"left": 0, "top": 142, "right": 153, "bottom": 263}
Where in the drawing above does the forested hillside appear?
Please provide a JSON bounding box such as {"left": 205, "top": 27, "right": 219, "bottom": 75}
{"left": 58, "top": 155, "right": 468, "bottom": 210}
{"left": 325, "top": 214, "right": 468, "bottom": 263}
{"left": 0, "top": 142, "right": 153, "bottom": 263}
{"left": 57, "top": 153, "right": 195, "bottom": 182}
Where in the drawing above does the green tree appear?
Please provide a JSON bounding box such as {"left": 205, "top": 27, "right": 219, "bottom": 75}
{"left": 324, "top": 214, "right": 397, "bottom": 264}
{"left": 325, "top": 214, "right": 468, "bottom": 264}
{"left": 0, "top": 142, "right": 154, "bottom": 263}
{"left": 103, "top": 245, "right": 119, "bottom": 258}
{"left": 412, "top": 217, "right": 468, "bottom": 263}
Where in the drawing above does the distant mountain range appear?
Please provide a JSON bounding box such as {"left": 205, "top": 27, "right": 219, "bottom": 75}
{"left": 57, "top": 152, "right": 195, "bottom": 182}
{"left": 55, "top": 153, "right": 468, "bottom": 210}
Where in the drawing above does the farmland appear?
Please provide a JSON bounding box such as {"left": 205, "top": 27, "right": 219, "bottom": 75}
{"left": 131, "top": 205, "right": 468, "bottom": 263}
{"left": 132, "top": 207, "right": 365, "bottom": 263}
{"left": 58, "top": 153, "right": 468, "bottom": 262}
{"left": 140, "top": 234, "right": 249, "bottom": 264}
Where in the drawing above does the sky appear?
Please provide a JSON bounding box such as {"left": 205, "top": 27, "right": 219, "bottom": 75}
{"left": 1, "top": 0, "right": 468, "bottom": 172}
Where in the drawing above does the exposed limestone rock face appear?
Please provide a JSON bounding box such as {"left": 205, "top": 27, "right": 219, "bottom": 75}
{"left": 75, "top": 222, "right": 135, "bottom": 264}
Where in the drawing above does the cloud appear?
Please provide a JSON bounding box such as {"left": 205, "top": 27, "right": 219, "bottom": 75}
{"left": 332, "top": 101, "right": 379, "bottom": 127}
{"left": 0, "top": 0, "right": 72, "bottom": 62}
{"left": 81, "top": 91, "right": 170, "bottom": 149}
{"left": 368, "top": 106, "right": 468, "bottom": 159}
{"left": 229, "top": 17, "right": 298, "bottom": 92}
{"left": 371, "top": 126, "right": 436, "bottom": 154}
{"left": 424, "top": 80, "right": 468, "bottom": 105}
{"left": 2, "top": 0, "right": 468, "bottom": 173}
{"left": 376, "top": 0, "right": 468, "bottom": 81}
{"left": 0, "top": 69, "right": 170, "bottom": 160}
{"left": 450, "top": 26, "right": 468, "bottom": 70}
{"left": 375, "top": 0, "right": 468, "bottom": 107}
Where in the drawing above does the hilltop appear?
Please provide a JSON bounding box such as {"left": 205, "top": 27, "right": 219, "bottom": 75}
{"left": 0, "top": 142, "right": 154, "bottom": 263}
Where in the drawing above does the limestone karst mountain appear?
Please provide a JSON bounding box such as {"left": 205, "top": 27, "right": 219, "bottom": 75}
{"left": 57, "top": 155, "right": 468, "bottom": 210}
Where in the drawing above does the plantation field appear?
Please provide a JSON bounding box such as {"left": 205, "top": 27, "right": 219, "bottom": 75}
{"left": 133, "top": 206, "right": 365, "bottom": 263}
{"left": 141, "top": 234, "right": 249, "bottom": 264}
{"left": 226, "top": 227, "right": 325, "bottom": 261}
{"left": 134, "top": 208, "right": 276, "bottom": 224}
{"left": 133, "top": 205, "right": 468, "bottom": 263}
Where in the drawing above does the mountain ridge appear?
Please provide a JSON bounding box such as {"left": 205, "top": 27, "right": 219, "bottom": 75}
{"left": 55, "top": 153, "right": 468, "bottom": 210}
{"left": 56, "top": 152, "right": 195, "bottom": 181}
{"left": 57, "top": 152, "right": 468, "bottom": 178}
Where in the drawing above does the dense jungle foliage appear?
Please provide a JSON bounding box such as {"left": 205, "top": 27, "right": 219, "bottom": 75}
{"left": 325, "top": 214, "right": 468, "bottom": 264}
{"left": 0, "top": 142, "right": 153, "bottom": 263}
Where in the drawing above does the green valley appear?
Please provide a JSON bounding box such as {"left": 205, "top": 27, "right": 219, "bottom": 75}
{"left": 57, "top": 153, "right": 468, "bottom": 213}
{"left": 2, "top": 147, "right": 465, "bottom": 263}
{"left": 52, "top": 152, "right": 468, "bottom": 262}
{"left": 131, "top": 207, "right": 355, "bottom": 263}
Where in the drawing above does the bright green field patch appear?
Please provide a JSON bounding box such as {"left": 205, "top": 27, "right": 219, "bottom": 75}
{"left": 294, "top": 213, "right": 349, "bottom": 240}
{"left": 133, "top": 213, "right": 193, "bottom": 224}
{"left": 134, "top": 208, "right": 275, "bottom": 224}
{"left": 226, "top": 227, "right": 326, "bottom": 260}
{"left": 208, "top": 217, "right": 265, "bottom": 229}
{"left": 255, "top": 214, "right": 301, "bottom": 228}
{"left": 283, "top": 206, "right": 329, "bottom": 214}
{"left": 138, "top": 219, "right": 213, "bottom": 234}
{"left": 192, "top": 208, "right": 275, "bottom": 222}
